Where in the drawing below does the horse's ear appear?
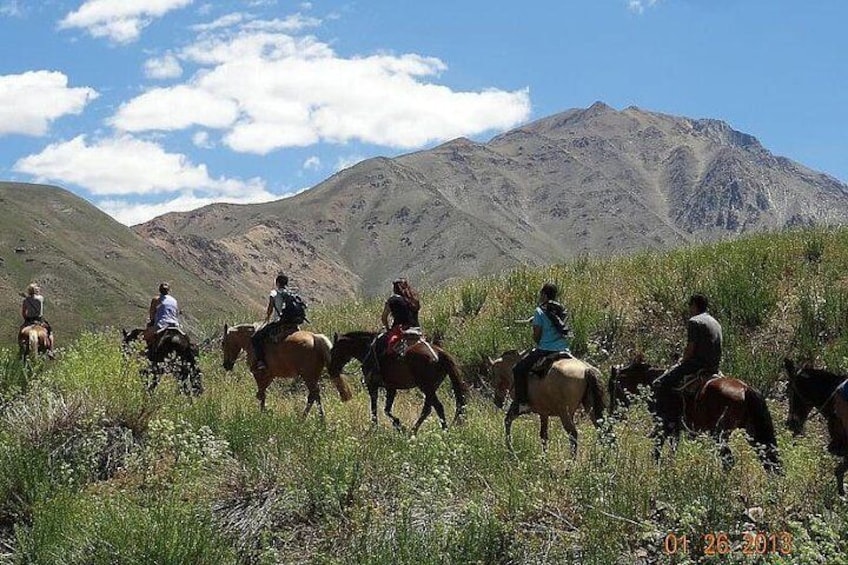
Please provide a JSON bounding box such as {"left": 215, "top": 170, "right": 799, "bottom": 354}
{"left": 611, "top": 366, "right": 618, "bottom": 377}
{"left": 223, "top": 323, "right": 229, "bottom": 335}
{"left": 333, "top": 332, "right": 338, "bottom": 344}
{"left": 121, "top": 328, "right": 128, "bottom": 338}
{"left": 633, "top": 351, "right": 645, "bottom": 364}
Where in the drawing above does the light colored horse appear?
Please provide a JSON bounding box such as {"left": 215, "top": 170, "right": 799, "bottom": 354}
{"left": 489, "top": 350, "right": 606, "bottom": 453}
{"left": 221, "top": 323, "right": 352, "bottom": 414}
{"left": 18, "top": 324, "right": 49, "bottom": 363}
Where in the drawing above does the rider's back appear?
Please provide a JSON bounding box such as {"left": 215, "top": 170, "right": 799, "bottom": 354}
{"left": 154, "top": 294, "right": 180, "bottom": 330}
{"left": 688, "top": 312, "right": 722, "bottom": 370}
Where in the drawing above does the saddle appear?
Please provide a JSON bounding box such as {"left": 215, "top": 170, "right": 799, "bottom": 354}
{"left": 267, "top": 323, "right": 299, "bottom": 343}
{"left": 529, "top": 351, "right": 574, "bottom": 378}
{"left": 156, "top": 325, "right": 186, "bottom": 337}
{"left": 674, "top": 369, "right": 722, "bottom": 398}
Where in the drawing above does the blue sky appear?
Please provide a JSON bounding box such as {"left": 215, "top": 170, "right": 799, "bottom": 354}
{"left": 1, "top": 0, "right": 846, "bottom": 225}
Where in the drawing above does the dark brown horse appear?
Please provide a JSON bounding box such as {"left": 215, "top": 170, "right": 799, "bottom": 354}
{"left": 784, "top": 358, "right": 848, "bottom": 496}
{"left": 123, "top": 326, "right": 202, "bottom": 395}
{"left": 327, "top": 331, "right": 466, "bottom": 432}
{"left": 610, "top": 357, "right": 781, "bottom": 472}
{"left": 18, "top": 324, "right": 50, "bottom": 363}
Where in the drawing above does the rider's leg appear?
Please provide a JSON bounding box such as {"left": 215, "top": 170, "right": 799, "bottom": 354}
{"left": 251, "top": 325, "right": 270, "bottom": 370}
{"left": 510, "top": 349, "right": 546, "bottom": 413}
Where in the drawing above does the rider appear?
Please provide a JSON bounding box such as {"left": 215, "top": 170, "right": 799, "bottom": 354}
{"left": 364, "top": 278, "right": 421, "bottom": 377}
{"left": 148, "top": 282, "right": 181, "bottom": 332}
{"left": 651, "top": 294, "right": 723, "bottom": 423}
{"left": 252, "top": 274, "right": 306, "bottom": 372}
{"left": 21, "top": 283, "right": 54, "bottom": 357}
{"left": 509, "top": 282, "right": 571, "bottom": 415}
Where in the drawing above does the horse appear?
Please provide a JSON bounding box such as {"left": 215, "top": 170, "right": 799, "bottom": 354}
{"left": 327, "top": 331, "right": 466, "bottom": 433}
{"left": 610, "top": 357, "right": 781, "bottom": 472}
{"left": 784, "top": 358, "right": 848, "bottom": 496}
{"left": 221, "top": 323, "right": 352, "bottom": 414}
{"left": 123, "top": 326, "right": 202, "bottom": 396}
{"left": 488, "top": 350, "right": 606, "bottom": 453}
{"left": 18, "top": 323, "right": 49, "bottom": 363}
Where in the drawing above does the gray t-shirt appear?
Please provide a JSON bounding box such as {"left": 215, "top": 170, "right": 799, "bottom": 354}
{"left": 687, "top": 312, "right": 722, "bottom": 370}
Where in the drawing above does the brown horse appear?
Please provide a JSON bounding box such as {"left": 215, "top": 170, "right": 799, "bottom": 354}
{"left": 18, "top": 324, "right": 50, "bottom": 363}
{"left": 221, "top": 323, "right": 352, "bottom": 414}
{"left": 610, "top": 357, "right": 781, "bottom": 472}
{"left": 784, "top": 359, "right": 848, "bottom": 496}
{"left": 327, "top": 331, "right": 466, "bottom": 433}
{"left": 489, "top": 350, "right": 606, "bottom": 453}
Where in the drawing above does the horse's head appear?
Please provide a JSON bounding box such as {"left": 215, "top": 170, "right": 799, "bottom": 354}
{"left": 490, "top": 350, "right": 521, "bottom": 409}
{"left": 784, "top": 358, "right": 814, "bottom": 436}
{"left": 221, "top": 323, "right": 242, "bottom": 371}
{"left": 326, "top": 332, "right": 370, "bottom": 378}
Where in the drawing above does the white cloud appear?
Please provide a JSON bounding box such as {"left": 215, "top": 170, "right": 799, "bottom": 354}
{"left": 111, "top": 85, "right": 239, "bottom": 131}
{"left": 98, "top": 190, "right": 277, "bottom": 225}
{"left": 192, "top": 130, "right": 213, "bottom": 148}
{"left": 144, "top": 54, "right": 183, "bottom": 79}
{"left": 0, "top": 71, "right": 98, "bottom": 136}
{"left": 335, "top": 154, "right": 363, "bottom": 172}
{"left": 628, "top": 0, "right": 660, "bottom": 13}
{"left": 59, "top": 0, "right": 194, "bottom": 44}
{"left": 242, "top": 14, "right": 321, "bottom": 32}
{"left": 110, "top": 23, "right": 531, "bottom": 154}
{"left": 13, "top": 134, "right": 264, "bottom": 197}
{"left": 190, "top": 12, "right": 246, "bottom": 32}
{"left": 0, "top": 1, "right": 22, "bottom": 17}
{"left": 302, "top": 155, "right": 320, "bottom": 170}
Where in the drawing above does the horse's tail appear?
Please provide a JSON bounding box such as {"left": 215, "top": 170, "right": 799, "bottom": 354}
{"left": 438, "top": 349, "right": 467, "bottom": 423}
{"left": 316, "top": 333, "right": 352, "bottom": 402}
{"left": 745, "top": 387, "right": 781, "bottom": 473}
{"left": 582, "top": 365, "right": 607, "bottom": 426}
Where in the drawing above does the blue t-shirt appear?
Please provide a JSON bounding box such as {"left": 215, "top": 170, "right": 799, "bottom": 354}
{"left": 534, "top": 306, "right": 569, "bottom": 352}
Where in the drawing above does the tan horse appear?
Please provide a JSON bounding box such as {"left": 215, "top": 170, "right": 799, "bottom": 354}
{"left": 489, "top": 350, "right": 606, "bottom": 453}
{"left": 18, "top": 324, "right": 50, "bottom": 362}
{"left": 221, "top": 323, "right": 352, "bottom": 414}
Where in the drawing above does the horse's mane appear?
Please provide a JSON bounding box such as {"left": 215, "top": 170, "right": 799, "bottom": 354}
{"left": 798, "top": 366, "right": 847, "bottom": 388}
{"left": 340, "top": 330, "right": 377, "bottom": 340}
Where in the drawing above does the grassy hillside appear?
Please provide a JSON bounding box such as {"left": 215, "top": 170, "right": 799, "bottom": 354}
{"left": 2, "top": 228, "right": 848, "bottom": 564}
{"left": 0, "top": 183, "right": 238, "bottom": 341}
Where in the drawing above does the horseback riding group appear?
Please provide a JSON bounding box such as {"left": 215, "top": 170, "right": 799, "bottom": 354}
{"left": 19, "top": 274, "right": 848, "bottom": 495}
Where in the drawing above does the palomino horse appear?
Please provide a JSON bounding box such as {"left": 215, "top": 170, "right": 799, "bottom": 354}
{"left": 18, "top": 324, "right": 50, "bottom": 363}
{"left": 489, "top": 350, "right": 606, "bottom": 453}
{"left": 784, "top": 359, "right": 848, "bottom": 496}
{"left": 327, "top": 331, "right": 466, "bottom": 433}
{"left": 221, "top": 323, "right": 352, "bottom": 414}
{"left": 122, "top": 326, "right": 203, "bottom": 395}
{"left": 610, "top": 357, "right": 781, "bottom": 472}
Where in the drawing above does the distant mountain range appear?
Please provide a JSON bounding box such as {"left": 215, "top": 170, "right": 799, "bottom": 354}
{"left": 4, "top": 102, "right": 848, "bottom": 337}
{"left": 135, "top": 102, "right": 848, "bottom": 305}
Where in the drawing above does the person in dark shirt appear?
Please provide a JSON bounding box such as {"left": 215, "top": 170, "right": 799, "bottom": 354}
{"left": 364, "top": 278, "right": 421, "bottom": 378}
{"left": 652, "top": 294, "right": 723, "bottom": 421}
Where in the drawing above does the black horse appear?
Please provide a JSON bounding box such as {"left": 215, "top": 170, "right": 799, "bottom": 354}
{"left": 784, "top": 358, "right": 848, "bottom": 496}
{"left": 122, "top": 327, "right": 203, "bottom": 396}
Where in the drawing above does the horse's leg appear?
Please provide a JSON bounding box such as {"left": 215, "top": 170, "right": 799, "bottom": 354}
{"left": 254, "top": 373, "right": 271, "bottom": 411}
{"left": 369, "top": 386, "right": 379, "bottom": 426}
{"left": 303, "top": 378, "right": 323, "bottom": 419}
{"left": 384, "top": 389, "right": 402, "bottom": 430}
{"left": 540, "top": 415, "right": 550, "bottom": 452}
{"left": 504, "top": 411, "right": 518, "bottom": 453}
{"left": 836, "top": 456, "right": 847, "bottom": 497}
{"left": 559, "top": 413, "right": 578, "bottom": 456}
{"left": 431, "top": 393, "right": 447, "bottom": 430}
{"left": 411, "top": 396, "right": 434, "bottom": 435}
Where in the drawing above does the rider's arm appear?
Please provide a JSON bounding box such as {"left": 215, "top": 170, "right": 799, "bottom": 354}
{"left": 681, "top": 320, "right": 697, "bottom": 363}
{"left": 20, "top": 300, "right": 26, "bottom": 321}
{"left": 264, "top": 297, "right": 274, "bottom": 323}
{"left": 148, "top": 298, "right": 157, "bottom": 323}
{"left": 381, "top": 303, "right": 391, "bottom": 331}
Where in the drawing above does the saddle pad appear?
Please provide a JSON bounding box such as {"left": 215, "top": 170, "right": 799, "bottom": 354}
{"left": 530, "top": 351, "right": 574, "bottom": 376}
{"left": 675, "top": 371, "right": 722, "bottom": 395}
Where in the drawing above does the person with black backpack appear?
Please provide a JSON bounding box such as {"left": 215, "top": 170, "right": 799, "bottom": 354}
{"left": 252, "top": 273, "right": 308, "bottom": 372}
{"left": 509, "top": 282, "right": 571, "bottom": 415}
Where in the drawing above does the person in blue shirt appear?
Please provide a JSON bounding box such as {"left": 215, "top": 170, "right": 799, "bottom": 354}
{"left": 509, "top": 282, "right": 571, "bottom": 415}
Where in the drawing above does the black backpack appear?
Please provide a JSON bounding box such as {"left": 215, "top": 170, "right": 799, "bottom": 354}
{"left": 276, "top": 291, "right": 309, "bottom": 324}
{"left": 542, "top": 301, "right": 571, "bottom": 337}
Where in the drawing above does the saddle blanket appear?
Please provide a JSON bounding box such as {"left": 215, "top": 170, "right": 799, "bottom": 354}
{"left": 530, "top": 350, "right": 574, "bottom": 377}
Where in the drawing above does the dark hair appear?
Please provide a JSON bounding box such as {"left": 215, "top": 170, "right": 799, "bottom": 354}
{"left": 159, "top": 282, "right": 170, "bottom": 295}
{"left": 541, "top": 282, "right": 558, "bottom": 301}
{"left": 276, "top": 274, "right": 288, "bottom": 288}
{"left": 689, "top": 293, "right": 708, "bottom": 313}
{"left": 392, "top": 278, "right": 420, "bottom": 311}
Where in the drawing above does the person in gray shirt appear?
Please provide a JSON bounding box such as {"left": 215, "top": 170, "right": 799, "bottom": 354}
{"left": 652, "top": 294, "right": 723, "bottom": 419}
